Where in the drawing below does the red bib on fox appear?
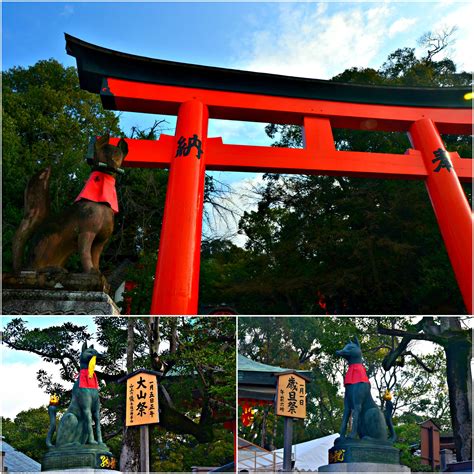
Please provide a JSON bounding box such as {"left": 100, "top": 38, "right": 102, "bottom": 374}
{"left": 75, "top": 171, "right": 118, "bottom": 213}
{"left": 344, "top": 363, "right": 370, "bottom": 385}
{"left": 79, "top": 369, "right": 99, "bottom": 389}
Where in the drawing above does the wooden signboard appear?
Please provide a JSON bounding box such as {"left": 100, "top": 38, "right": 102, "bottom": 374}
{"left": 276, "top": 373, "right": 306, "bottom": 419}
{"left": 126, "top": 372, "right": 159, "bottom": 426}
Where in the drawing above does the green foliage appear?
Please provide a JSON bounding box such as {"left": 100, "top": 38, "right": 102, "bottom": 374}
{"left": 2, "top": 60, "right": 121, "bottom": 272}
{"left": 238, "top": 316, "right": 450, "bottom": 452}
{"left": 1, "top": 407, "right": 51, "bottom": 462}
{"left": 151, "top": 427, "right": 234, "bottom": 471}
{"left": 2, "top": 317, "right": 235, "bottom": 469}
{"left": 395, "top": 423, "right": 433, "bottom": 472}
{"left": 201, "top": 38, "right": 471, "bottom": 315}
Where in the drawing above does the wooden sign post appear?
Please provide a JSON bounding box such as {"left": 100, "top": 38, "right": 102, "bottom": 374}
{"left": 119, "top": 369, "right": 161, "bottom": 474}
{"left": 275, "top": 372, "right": 309, "bottom": 472}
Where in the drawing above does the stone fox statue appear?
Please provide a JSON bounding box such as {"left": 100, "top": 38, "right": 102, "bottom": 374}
{"left": 12, "top": 135, "right": 128, "bottom": 274}
{"left": 47, "top": 342, "right": 105, "bottom": 448}
{"left": 336, "top": 337, "right": 396, "bottom": 443}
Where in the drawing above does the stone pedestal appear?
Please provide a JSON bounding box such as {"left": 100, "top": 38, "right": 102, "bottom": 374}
{"left": 2, "top": 289, "right": 120, "bottom": 315}
{"left": 319, "top": 462, "right": 410, "bottom": 472}
{"left": 328, "top": 438, "right": 401, "bottom": 464}
{"left": 43, "top": 470, "right": 121, "bottom": 473}
{"left": 42, "top": 445, "right": 118, "bottom": 471}
{"left": 318, "top": 438, "right": 409, "bottom": 473}
{"left": 2, "top": 271, "right": 120, "bottom": 315}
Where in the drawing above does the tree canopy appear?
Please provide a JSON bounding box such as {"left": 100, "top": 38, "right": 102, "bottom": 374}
{"left": 238, "top": 316, "right": 471, "bottom": 468}
{"left": 2, "top": 316, "right": 235, "bottom": 471}
{"left": 199, "top": 39, "right": 472, "bottom": 315}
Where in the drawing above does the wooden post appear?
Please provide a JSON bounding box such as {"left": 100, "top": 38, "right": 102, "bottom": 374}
{"left": 283, "top": 416, "right": 293, "bottom": 471}
{"left": 140, "top": 425, "right": 150, "bottom": 473}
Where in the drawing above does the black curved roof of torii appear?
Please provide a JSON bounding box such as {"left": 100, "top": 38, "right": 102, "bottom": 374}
{"left": 65, "top": 34, "right": 470, "bottom": 109}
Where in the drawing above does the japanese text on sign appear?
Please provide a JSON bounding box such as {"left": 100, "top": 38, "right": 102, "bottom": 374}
{"left": 276, "top": 373, "right": 306, "bottom": 419}
{"left": 126, "top": 372, "right": 159, "bottom": 426}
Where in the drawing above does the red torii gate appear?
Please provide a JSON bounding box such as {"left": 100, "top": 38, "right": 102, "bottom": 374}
{"left": 66, "top": 34, "right": 473, "bottom": 315}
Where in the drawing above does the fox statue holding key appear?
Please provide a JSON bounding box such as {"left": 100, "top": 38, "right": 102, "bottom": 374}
{"left": 319, "top": 336, "right": 408, "bottom": 471}
{"left": 42, "top": 341, "right": 117, "bottom": 471}
{"left": 336, "top": 336, "right": 396, "bottom": 443}
{"left": 47, "top": 341, "right": 105, "bottom": 447}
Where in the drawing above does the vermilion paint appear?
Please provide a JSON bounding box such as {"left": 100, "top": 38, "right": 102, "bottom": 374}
{"left": 105, "top": 80, "right": 473, "bottom": 314}
{"left": 150, "top": 100, "right": 208, "bottom": 315}
{"left": 409, "top": 119, "right": 473, "bottom": 314}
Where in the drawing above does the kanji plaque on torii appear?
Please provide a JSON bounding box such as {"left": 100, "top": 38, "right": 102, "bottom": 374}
{"left": 126, "top": 371, "right": 159, "bottom": 427}
{"left": 65, "top": 34, "right": 473, "bottom": 315}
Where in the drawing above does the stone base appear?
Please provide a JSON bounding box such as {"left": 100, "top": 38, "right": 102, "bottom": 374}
{"left": 42, "top": 470, "right": 121, "bottom": 473}
{"left": 319, "top": 462, "right": 410, "bottom": 472}
{"left": 328, "top": 438, "right": 401, "bottom": 465}
{"left": 42, "top": 445, "right": 118, "bottom": 471}
{"left": 3, "top": 271, "right": 110, "bottom": 292}
{"left": 2, "top": 289, "right": 120, "bottom": 315}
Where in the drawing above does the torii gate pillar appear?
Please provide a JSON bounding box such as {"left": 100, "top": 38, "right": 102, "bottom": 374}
{"left": 409, "top": 118, "right": 473, "bottom": 314}
{"left": 151, "top": 100, "right": 208, "bottom": 314}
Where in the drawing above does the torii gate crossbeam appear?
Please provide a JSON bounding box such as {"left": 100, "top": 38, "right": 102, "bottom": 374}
{"left": 66, "top": 34, "right": 473, "bottom": 315}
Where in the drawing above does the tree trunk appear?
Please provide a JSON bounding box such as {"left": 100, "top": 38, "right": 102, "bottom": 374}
{"left": 148, "top": 317, "right": 161, "bottom": 371}
{"left": 260, "top": 406, "right": 268, "bottom": 449}
{"left": 120, "top": 318, "right": 141, "bottom": 471}
{"left": 444, "top": 337, "right": 472, "bottom": 461}
{"left": 119, "top": 426, "right": 141, "bottom": 472}
{"left": 126, "top": 317, "right": 135, "bottom": 372}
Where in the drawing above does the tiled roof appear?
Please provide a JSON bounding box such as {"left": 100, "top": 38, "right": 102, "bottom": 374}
{"left": 2, "top": 439, "right": 41, "bottom": 473}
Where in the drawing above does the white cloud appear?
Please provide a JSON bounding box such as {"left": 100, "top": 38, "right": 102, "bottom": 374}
{"left": 208, "top": 119, "right": 272, "bottom": 146}
{"left": 0, "top": 351, "right": 63, "bottom": 419}
{"left": 204, "top": 173, "right": 265, "bottom": 246}
{"left": 429, "top": 3, "right": 474, "bottom": 71}
{"left": 59, "top": 4, "right": 74, "bottom": 17}
{"left": 388, "top": 18, "right": 417, "bottom": 38}
{"left": 234, "top": 3, "right": 395, "bottom": 79}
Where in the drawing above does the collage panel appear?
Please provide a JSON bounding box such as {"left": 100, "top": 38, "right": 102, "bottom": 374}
{"left": 1, "top": 2, "right": 473, "bottom": 474}
{"left": 237, "top": 316, "right": 472, "bottom": 473}
{"left": 1, "top": 316, "right": 236, "bottom": 473}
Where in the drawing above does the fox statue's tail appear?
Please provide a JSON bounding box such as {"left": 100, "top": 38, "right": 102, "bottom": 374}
{"left": 46, "top": 403, "right": 57, "bottom": 448}
{"left": 384, "top": 399, "right": 397, "bottom": 443}
{"left": 12, "top": 167, "right": 51, "bottom": 273}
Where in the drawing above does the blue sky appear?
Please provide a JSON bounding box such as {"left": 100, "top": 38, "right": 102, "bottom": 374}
{"left": 3, "top": 1, "right": 472, "bottom": 239}
{"left": 1, "top": 316, "right": 99, "bottom": 418}
{"left": 3, "top": 1, "right": 473, "bottom": 145}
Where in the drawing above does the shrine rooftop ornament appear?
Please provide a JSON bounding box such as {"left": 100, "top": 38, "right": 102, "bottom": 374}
{"left": 66, "top": 34, "right": 473, "bottom": 315}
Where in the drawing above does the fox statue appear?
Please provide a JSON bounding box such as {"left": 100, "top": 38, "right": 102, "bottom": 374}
{"left": 12, "top": 135, "right": 128, "bottom": 275}
{"left": 47, "top": 341, "right": 105, "bottom": 448}
{"left": 336, "top": 336, "right": 396, "bottom": 443}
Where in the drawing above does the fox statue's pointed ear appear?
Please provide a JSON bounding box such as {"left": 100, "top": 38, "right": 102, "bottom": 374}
{"left": 95, "top": 134, "right": 110, "bottom": 150}
{"left": 117, "top": 138, "right": 129, "bottom": 158}
{"left": 81, "top": 341, "right": 88, "bottom": 352}
{"left": 354, "top": 336, "right": 360, "bottom": 347}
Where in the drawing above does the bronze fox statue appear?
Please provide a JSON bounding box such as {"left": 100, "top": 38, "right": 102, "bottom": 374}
{"left": 47, "top": 342, "right": 105, "bottom": 447}
{"left": 12, "top": 135, "right": 128, "bottom": 274}
{"left": 336, "top": 337, "right": 396, "bottom": 442}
